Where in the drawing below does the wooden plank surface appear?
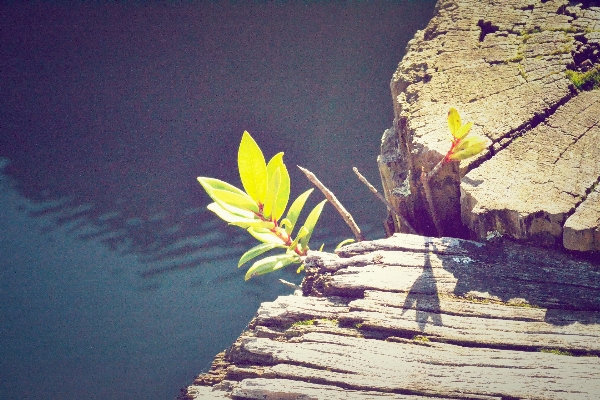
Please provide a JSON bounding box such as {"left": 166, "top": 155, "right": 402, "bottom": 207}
{"left": 181, "top": 233, "right": 600, "bottom": 399}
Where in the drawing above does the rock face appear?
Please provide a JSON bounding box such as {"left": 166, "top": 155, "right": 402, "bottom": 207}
{"left": 379, "top": 0, "right": 600, "bottom": 252}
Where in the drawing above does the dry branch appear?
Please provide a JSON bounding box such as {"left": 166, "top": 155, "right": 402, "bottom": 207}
{"left": 298, "top": 165, "right": 364, "bottom": 242}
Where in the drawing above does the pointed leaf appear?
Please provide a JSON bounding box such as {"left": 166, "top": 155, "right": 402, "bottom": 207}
{"left": 335, "top": 238, "right": 355, "bottom": 250}
{"left": 288, "top": 226, "right": 308, "bottom": 252}
{"left": 447, "top": 135, "right": 489, "bottom": 161}
{"left": 266, "top": 152, "right": 290, "bottom": 221}
{"left": 283, "top": 188, "right": 313, "bottom": 235}
{"left": 238, "top": 242, "right": 282, "bottom": 268}
{"left": 454, "top": 121, "right": 473, "bottom": 142}
{"left": 447, "top": 107, "right": 462, "bottom": 139}
{"left": 247, "top": 227, "right": 286, "bottom": 245}
{"left": 298, "top": 199, "right": 327, "bottom": 251}
{"left": 245, "top": 253, "right": 300, "bottom": 280}
{"left": 262, "top": 168, "right": 281, "bottom": 220}
{"left": 207, "top": 202, "right": 255, "bottom": 222}
{"left": 238, "top": 131, "right": 268, "bottom": 204}
{"left": 229, "top": 219, "right": 275, "bottom": 229}
{"left": 209, "top": 189, "right": 259, "bottom": 213}
{"left": 197, "top": 177, "right": 248, "bottom": 197}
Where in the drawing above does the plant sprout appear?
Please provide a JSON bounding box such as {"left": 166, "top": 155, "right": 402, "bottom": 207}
{"left": 198, "top": 131, "right": 327, "bottom": 280}
{"left": 421, "top": 107, "right": 490, "bottom": 236}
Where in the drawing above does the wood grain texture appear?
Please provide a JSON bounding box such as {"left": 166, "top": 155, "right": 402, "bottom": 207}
{"left": 181, "top": 234, "right": 600, "bottom": 399}
{"left": 379, "top": 0, "right": 600, "bottom": 252}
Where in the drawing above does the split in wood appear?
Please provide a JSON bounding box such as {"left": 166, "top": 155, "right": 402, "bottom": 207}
{"left": 420, "top": 165, "right": 444, "bottom": 237}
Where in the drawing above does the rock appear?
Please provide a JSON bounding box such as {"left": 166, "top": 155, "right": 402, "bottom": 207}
{"left": 379, "top": 0, "right": 600, "bottom": 252}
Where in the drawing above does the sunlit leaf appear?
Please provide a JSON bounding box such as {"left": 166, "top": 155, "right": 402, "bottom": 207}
{"left": 197, "top": 177, "right": 248, "bottom": 197}
{"left": 447, "top": 107, "right": 462, "bottom": 139}
{"left": 447, "top": 134, "right": 489, "bottom": 161}
{"left": 209, "top": 189, "right": 259, "bottom": 213}
{"left": 296, "top": 263, "right": 305, "bottom": 273}
{"left": 298, "top": 199, "right": 327, "bottom": 252}
{"left": 207, "top": 202, "right": 255, "bottom": 222}
{"left": 287, "top": 226, "right": 308, "bottom": 252}
{"left": 283, "top": 189, "right": 313, "bottom": 235}
{"left": 280, "top": 218, "right": 293, "bottom": 233}
{"left": 245, "top": 253, "right": 300, "bottom": 281}
{"left": 335, "top": 238, "right": 355, "bottom": 250}
{"left": 229, "top": 219, "right": 275, "bottom": 229}
{"left": 238, "top": 131, "right": 268, "bottom": 204}
{"left": 454, "top": 121, "right": 473, "bottom": 142}
{"left": 247, "top": 227, "right": 286, "bottom": 245}
{"left": 266, "top": 152, "right": 290, "bottom": 221}
{"left": 238, "top": 242, "right": 282, "bottom": 268}
{"left": 262, "top": 168, "right": 281, "bottom": 220}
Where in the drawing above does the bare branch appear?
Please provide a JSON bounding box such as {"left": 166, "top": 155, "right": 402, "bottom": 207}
{"left": 352, "top": 167, "right": 417, "bottom": 234}
{"left": 298, "top": 165, "right": 364, "bottom": 242}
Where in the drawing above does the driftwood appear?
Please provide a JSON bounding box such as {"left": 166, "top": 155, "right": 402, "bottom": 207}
{"left": 181, "top": 233, "right": 600, "bottom": 400}
{"left": 379, "top": 0, "right": 600, "bottom": 252}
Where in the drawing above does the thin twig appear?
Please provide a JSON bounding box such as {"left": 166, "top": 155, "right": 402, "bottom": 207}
{"left": 298, "top": 165, "right": 364, "bottom": 242}
{"left": 420, "top": 166, "right": 443, "bottom": 237}
{"left": 426, "top": 158, "right": 445, "bottom": 180}
{"left": 352, "top": 167, "right": 417, "bottom": 234}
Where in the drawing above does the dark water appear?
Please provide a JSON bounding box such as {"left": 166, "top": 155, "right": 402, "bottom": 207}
{"left": 0, "top": 2, "right": 435, "bottom": 399}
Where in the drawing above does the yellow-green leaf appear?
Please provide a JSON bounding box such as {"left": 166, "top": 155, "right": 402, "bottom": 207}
{"left": 335, "top": 238, "right": 355, "bottom": 250}
{"left": 454, "top": 121, "right": 473, "bottom": 142}
{"left": 209, "top": 189, "right": 259, "bottom": 213}
{"left": 288, "top": 226, "right": 308, "bottom": 252}
{"left": 447, "top": 107, "right": 462, "bottom": 139}
{"left": 447, "top": 135, "right": 489, "bottom": 161}
{"left": 266, "top": 152, "right": 290, "bottom": 221}
{"left": 229, "top": 219, "right": 275, "bottom": 229}
{"left": 262, "top": 168, "right": 281, "bottom": 220}
{"left": 207, "top": 202, "right": 256, "bottom": 223}
{"left": 238, "top": 242, "right": 282, "bottom": 268}
{"left": 247, "top": 227, "right": 286, "bottom": 245}
{"left": 298, "top": 199, "right": 327, "bottom": 251}
{"left": 197, "top": 177, "right": 248, "bottom": 197}
{"left": 238, "top": 131, "right": 268, "bottom": 204}
{"left": 244, "top": 253, "right": 300, "bottom": 280}
{"left": 283, "top": 189, "right": 313, "bottom": 235}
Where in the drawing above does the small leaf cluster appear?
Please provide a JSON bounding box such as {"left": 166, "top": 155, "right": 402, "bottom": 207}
{"left": 444, "top": 108, "right": 489, "bottom": 162}
{"left": 198, "top": 131, "right": 326, "bottom": 280}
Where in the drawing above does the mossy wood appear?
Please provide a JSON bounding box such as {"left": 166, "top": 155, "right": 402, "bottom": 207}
{"left": 380, "top": 0, "right": 600, "bottom": 252}
{"left": 181, "top": 233, "right": 600, "bottom": 399}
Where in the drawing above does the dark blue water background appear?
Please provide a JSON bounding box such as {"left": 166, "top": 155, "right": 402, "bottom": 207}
{"left": 0, "top": 2, "right": 435, "bottom": 399}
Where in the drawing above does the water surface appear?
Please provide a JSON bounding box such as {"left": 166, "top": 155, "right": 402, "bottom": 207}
{"left": 0, "top": 2, "right": 436, "bottom": 399}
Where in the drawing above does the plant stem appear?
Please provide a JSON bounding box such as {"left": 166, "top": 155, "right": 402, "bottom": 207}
{"left": 352, "top": 167, "right": 417, "bottom": 234}
{"left": 420, "top": 166, "right": 443, "bottom": 237}
{"left": 297, "top": 165, "right": 365, "bottom": 242}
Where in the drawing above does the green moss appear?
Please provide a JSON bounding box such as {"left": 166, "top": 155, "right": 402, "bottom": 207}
{"left": 540, "top": 348, "right": 573, "bottom": 356}
{"left": 505, "top": 54, "right": 524, "bottom": 63}
{"left": 412, "top": 335, "right": 430, "bottom": 342}
{"left": 566, "top": 67, "right": 600, "bottom": 90}
{"left": 291, "top": 318, "right": 339, "bottom": 328}
{"left": 292, "top": 319, "right": 316, "bottom": 327}
{"left": 354, "top": 322, "right": 363, "bottom": 329}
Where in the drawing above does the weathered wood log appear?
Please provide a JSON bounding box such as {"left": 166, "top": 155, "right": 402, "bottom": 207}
{"left": 181, "top": 233, "right": 600, "bottom": 400}
{"left": 379, "top": 0, "right": 600, "bottom": 252}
